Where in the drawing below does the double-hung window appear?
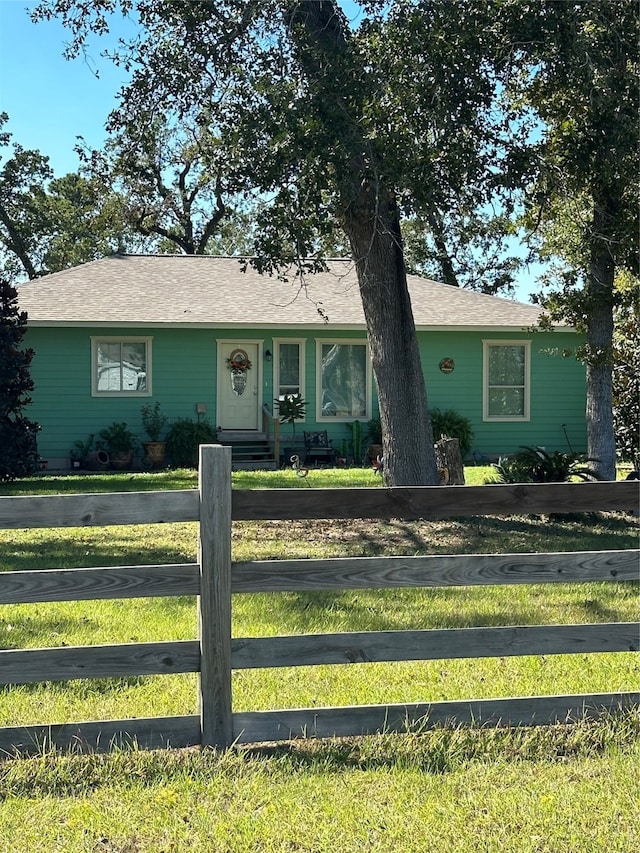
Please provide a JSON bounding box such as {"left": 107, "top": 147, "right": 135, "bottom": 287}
{"left": 274, "top": 339, "right": 305, "bottom": 401}
{"left": 91, "top": 337, "right": 152, "bottom": 396}
{"left": 317, "top": 340, "right": 371, "bottom": 420}
{"left": 483, "top": 340, "right": 530, "bottom": 421}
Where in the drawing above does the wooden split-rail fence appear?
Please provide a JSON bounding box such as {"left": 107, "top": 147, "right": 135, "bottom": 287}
{"left": 0, "top": 445, "right": 638, "bottom": 757}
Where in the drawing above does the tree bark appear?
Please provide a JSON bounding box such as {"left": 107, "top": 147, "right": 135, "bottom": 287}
{"left": 345, "top": 192, "right": 439, "bottom": 485}
{"left": 586, "top": 204, "right": 616, "bottom": 481}
{"left": 434, "top": 437, "right": 465, "bottom": 485}
{"left": 286, "top": 0, "right": 439, "bottom": 485}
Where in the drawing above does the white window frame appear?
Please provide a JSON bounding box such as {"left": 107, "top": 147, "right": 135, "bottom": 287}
{"left": 316, "top": 338, "right": 372, "bottom": 422}
{"left": 482, "top": 339, "right": 530, "bottom": 422}
{"left": 273, "top": 339, "right": 306, "bottom": 410}
{"left": 91, "top": 336, "right": 153, "bottom": 397}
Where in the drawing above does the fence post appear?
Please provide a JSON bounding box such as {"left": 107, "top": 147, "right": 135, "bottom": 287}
{"left": 198, "top": 443, "right": 233, "bottom": 748}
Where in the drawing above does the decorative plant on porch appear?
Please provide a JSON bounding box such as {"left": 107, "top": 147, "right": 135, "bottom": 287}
{"left": 276, "top": 393, "right": 306, "bottom": 445}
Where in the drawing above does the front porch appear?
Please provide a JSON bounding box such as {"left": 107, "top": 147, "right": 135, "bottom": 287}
{"left": 216, "top": 430, "right": 278, "bottom": 470}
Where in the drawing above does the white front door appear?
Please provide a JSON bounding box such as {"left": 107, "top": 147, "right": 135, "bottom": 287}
{"left": 217, "top": 341, "right": 261, "bottom": 430}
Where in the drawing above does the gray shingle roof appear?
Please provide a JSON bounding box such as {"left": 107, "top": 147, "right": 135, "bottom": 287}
{"left": 17, "top": 254, "right": 545, "bottom": 330}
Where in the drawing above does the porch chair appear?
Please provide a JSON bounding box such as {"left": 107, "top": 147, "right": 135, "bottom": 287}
{"left": 303, "top": 430, "right": 338, "bottom": 467}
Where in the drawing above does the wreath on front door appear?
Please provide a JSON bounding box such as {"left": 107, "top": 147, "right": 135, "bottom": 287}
{"left": 226, "top": 348, "right": 252, "bottom": 371}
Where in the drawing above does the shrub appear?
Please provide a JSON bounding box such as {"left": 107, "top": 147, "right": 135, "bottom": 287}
{"left": 0, "top": 278, "right": 39, "bottom": 480}
{"left": 166, "top": 417, "right": 217, "bottom": 467}
{"left": 366, "top": 416, "right": 383, "bottom": 445}
{"left": 0, "top": 418, "right": 39, "bottom": 480}
{"left": 490, "top": 445, "right": 602, "bottom": 484}
{"left": 430, "top": 408, "right": 474, "bottom": 456}
{"left": 99, "top": 422, "right": 138, "bottom": 457}
{"left": 612, "top": 306, "right": 639, "bottom": 467}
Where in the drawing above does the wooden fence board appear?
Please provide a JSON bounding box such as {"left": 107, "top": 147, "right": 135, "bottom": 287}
{"left": 0, "top": 640, "right": 200, "bottom": 684}
{"left": 0, "top": 715, "right": 200, "bottom": 758}
{"left": 231, "top": 549, "right": 638, "bottom": 593}
{"left": 1, "top": 550, "right": 634, "bottom": 606}
{"left": 2, "top": 481, "right": 637, "bottom": 530}
{"left": 198, "top": 445, "right": 233, "bottom": 749}
{"left": 231, "top": 623, "right": 639, "bottom": 669}
{"left": 232, "top": 481, "right": 639, "bottom": 521}
{"left": 232, "top": 691, "right": 640, "bottom": 743}
{"left": 0, "top": 489, "right": 199, "bottom": 530}
{"left": 0, "top": 564, "right": 200, "bottom": 604}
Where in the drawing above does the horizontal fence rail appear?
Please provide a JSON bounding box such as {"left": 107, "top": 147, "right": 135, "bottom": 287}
{"left": 230, "top": 549, "right": 638, "bottom": 592}
{"left": 0, "top": 564, "right": 199, "bottom": 604}
{"left": 0, "top": 489, "right": 200, "bottom": 530}
{"left": 2, "top": 549, "right": 636, "bottom": 607}
{"left": 0, "top": 445, "right": 638, "bottom": 757}
{"left": 3, "top": 481, "right": 637, "bottom": 530}
{"left": 232, "top": 480, "right": 640, "bottom": 520}
{"left": 230, "top": 624, "right": 639, "bottom": 670}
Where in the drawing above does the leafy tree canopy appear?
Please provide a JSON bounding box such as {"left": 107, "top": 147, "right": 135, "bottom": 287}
{"left": 33, "top": 1, "right": 516, "bottom": 278}
{"left": 497, "top": 0, "right": 639, "bottom": 479}
{"left": 0, "top": 113, "right": 137, "bottom": 280}
{"left": 78, "top": 111, "right": 265, "bottom": 256}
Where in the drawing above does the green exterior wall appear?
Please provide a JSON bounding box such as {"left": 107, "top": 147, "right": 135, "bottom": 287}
{"left": 24, "top": 325, "right": 586, "bottom": 467}
{"left": 418, "top": 330, "right": 587, "bottom": 458}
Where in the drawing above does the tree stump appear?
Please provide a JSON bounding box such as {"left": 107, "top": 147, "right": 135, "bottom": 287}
{"left": 434, "top": 437, "right": 465, "bottom": 485}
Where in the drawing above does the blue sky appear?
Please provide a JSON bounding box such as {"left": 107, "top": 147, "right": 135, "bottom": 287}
{"left": 0, "top": 0, "right": 541, "bottom": 301}
{"left": 0, "top": 0, "right": 132, "bottom": 173}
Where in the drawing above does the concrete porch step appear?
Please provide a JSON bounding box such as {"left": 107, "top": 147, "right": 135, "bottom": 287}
{"left": 217, "top": 431, "right": 277, "bottom": 471}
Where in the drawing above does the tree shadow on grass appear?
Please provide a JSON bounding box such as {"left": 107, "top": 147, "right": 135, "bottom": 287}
{"left": 0, "top": 524, "right": 197, "bottom": 572}
{"left": 239, "top": 579, "right": 636, "bottom": 634}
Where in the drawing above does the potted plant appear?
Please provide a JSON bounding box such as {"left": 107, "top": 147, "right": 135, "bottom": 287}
{"left": 99, "top": 422, "right": 137, "bottom": 470}
{"left": 276, "top": 393, "right": 306, "bottom": 465}
{"left": 70, "top": 434, "right": 110, "bottom": 470}
{"left": 141, "top": 402, "right": 169, "bottom": 468}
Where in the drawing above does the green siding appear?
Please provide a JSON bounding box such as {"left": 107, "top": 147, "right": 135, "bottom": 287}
{"left": 419, "top": 330, "right": 587, "bottom": 457}
{"left": 25, "top": 325, "right": 586, "bottom": 466}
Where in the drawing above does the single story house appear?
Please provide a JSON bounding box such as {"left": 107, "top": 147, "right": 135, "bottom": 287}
{"left": 16, "top": 254, "right": 587, "bottom": 469}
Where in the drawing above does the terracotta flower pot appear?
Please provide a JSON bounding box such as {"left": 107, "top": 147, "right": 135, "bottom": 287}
{"left": 110, "top": 451, "right": 133, "bottom": 470}
{"left": 86, "top": 450, "right": 110, "bottom": 470}
{"left": 142, "top": 440, "right": 167, "bottom": 469}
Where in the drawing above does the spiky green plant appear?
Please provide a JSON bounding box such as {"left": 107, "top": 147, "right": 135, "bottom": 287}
{"left": 276, "top": 393, "right": 306, "bottom": 442}
{"left": 490, "top": 445, "right": 602, "bottom": 484}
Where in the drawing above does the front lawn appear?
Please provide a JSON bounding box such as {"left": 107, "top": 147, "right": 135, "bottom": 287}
{"left": 0, "top": 466, "right": 638, "bottom": 851}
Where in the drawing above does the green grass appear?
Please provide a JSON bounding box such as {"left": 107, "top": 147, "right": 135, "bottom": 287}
{"left": 0, "top": 463, "right": 488, "bottom": 495}
{"left": 0, "top": 467, "right": 638, "bottom": 851}
{"left": 0, "top": 716, "right": 638, "bottom": 852}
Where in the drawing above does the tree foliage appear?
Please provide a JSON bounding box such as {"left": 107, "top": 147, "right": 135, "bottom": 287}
{"left": 0, "top": 114, "right": 135, "bottom": 281}
{"left": 501, "top": 0, "right": 639, "bottom": 478}
{"left": 78, "top": 112, "right": 261, "bottom": 255}
{"left": 0, "top": 278, "right": 39, "bottom": 480}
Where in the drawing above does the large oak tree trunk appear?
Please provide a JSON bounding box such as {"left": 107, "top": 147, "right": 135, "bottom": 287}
{"left": 287, "top": 0, "right": 439, "bottom": 485}
{"left": 344, "top": 193, "right": 439, "bottom": 485}
{"left": 586, "top": 205, "right": 616, "bottom": 481}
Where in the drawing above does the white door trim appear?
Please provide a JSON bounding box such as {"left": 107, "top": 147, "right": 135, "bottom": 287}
{"left": 216, "top": 339, "right": 264, "bottom": 430}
